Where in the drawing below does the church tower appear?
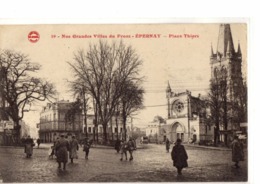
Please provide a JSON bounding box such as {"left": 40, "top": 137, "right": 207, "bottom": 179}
{"left": 210, "top": 24, "right": 243, "bottom": 103}
{"left": 166, "top": 81, "right": 172, "bottom": 119}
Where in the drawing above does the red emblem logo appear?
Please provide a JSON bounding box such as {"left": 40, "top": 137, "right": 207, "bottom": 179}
{"left": 28, "top": 31, "right": 40, "bottom": 43}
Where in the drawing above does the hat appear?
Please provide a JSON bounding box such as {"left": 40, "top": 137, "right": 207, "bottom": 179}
{"left": 176, "top": 138, "right": 182, "bottom": 143}
{"left": 60, "top": 134, "right": 65, "bottom": 137}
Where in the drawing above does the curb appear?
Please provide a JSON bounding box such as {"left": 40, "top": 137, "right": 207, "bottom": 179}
{"left": 184, "top": 144, "right": 231, "bottom": 151}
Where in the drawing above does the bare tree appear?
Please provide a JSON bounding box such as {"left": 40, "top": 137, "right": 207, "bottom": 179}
{"left": 120, "top": 80, "right": 144, "bottom": 140}
{"left": 208, "top": 78, "right": 221, "bottom": 146}
{"left": 68, "top": 40, "right": 143, "bottom": 143}
{"left": 64, "top": 98, "right": 82, "bottom": 135}
{"left": 0, "top": 50, "right": 56, "bottom": 142}
{"left": 208, "top": 68, "right": 229, "bottom": 146}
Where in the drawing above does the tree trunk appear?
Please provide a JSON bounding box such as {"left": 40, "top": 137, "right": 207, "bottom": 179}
{"left": 14, "top": 123, "right": 21, "bottom": 144}
{"left": 223, "top": 98, "right": 228, "bottom": 146}
{"left": 214, "top": 119, "right": 220, "bottom": 146}
{"left": 103, "top": 124, "right": 107, "bottom": 144}
{"left": 122, "top": 115, "right": 127, "bottom": 141}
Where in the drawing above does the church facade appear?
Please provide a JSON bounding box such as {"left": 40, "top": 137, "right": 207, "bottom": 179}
{"left": 145, "top": 23, "right": 246, "bottom": 144}
{"left": 162, "top": 86, "right": 213, "bottom": 144}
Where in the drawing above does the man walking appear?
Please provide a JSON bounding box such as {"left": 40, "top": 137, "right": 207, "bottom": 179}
{"left": 171, "top": 138, "right": 188, "bottom": 175}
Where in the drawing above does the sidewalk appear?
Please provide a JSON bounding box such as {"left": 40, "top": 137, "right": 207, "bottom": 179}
{"left": 184, "top": 143, "right": 231, "bottom": 151}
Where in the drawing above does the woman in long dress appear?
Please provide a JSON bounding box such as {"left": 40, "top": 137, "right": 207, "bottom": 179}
{"left": 69, "top": 135, "right": 79, "bottom": 163}
{"left": 55, "top": 134, "right": 69, "bottom": 170}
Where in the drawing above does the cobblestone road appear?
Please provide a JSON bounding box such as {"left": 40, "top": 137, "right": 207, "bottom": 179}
{"left": 0, "top": 143, "right": 247, "bottom": 182}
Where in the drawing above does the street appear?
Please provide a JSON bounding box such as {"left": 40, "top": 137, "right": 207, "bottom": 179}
{"left": 0, "top": 143, "right": 247, "bottom": 182}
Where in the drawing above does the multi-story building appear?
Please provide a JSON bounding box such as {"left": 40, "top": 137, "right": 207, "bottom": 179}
{"left": 38, "top": 100, "right": 82, "bottom": 142}
{"left": 38, "top": 100, "right": 133, "bottom": 143}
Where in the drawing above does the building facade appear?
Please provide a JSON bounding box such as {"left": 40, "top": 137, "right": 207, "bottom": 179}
{"left": 38, "top": 100, "right": 133, "bottom": 143}
{"left": 164, "top": 86, "right": 213, "bottom": 143}
{"left": 38, "top": 100, "right": 82, "bottom": 143}
{"left": 145, "top": 87, "right": 213, "bottom": 144}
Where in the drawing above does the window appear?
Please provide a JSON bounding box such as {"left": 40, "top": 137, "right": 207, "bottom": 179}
{"left": 173, "top": 100, "right": 184, "bottom": 113}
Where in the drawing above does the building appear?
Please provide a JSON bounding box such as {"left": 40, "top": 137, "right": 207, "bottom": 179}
{"left": 38, "top": 100, "right": 82, "bottom": 143}
{"left": 145, "top": 87, "right": 213, "bottom": 144}
{"left": 145, "top": 23, "right": 247, "bottom": 144}
{"left": 146, "top": 116, "right": 166, "bottom": 143}
{"left": 210, "top": 24, "right": 247, "bottom": 140}
{"left": 164, "top": 86, "right": 214, "bottom": 144}
{"left": 38, "top": 100, "right": 133, "bottom": 143}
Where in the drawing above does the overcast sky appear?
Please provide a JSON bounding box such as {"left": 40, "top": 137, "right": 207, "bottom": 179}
{"left": 0, "top": 23, "right": 247, "bottom": 135}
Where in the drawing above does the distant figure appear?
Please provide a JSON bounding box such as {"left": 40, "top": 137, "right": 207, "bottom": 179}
{"left": 24, "top": 136, "right": 34, "bottom": 158}
{"left": 166, "top": 138, "right": 170, "bottom": 153}
{"left": 69, "top": 135, "right": 79, "bottom": 163}
{"left": 83, "top": 138, "right": 91, "bottom": 159}
{"left": 49, "top": 137, "right": 59, "bottom": 159}
{"left": 120, "top": 140, "right": 128, "bottom": 161}
{"left": 231, "top": 135, "right": 244, "bottom": 168}
{"left": 55, "top": 134, "right": 70, "bottom": 170}
{"left": 115, "top": 139, "right": 121, "bottom": 153}
{"left": 127, "top": 138, "right": 135, "bottom": 161}
{"left": 37, "top": 138, "right": 41, "bottom": 148}
{"left": 171, "top": 138, "right": 188, "bottom": 175}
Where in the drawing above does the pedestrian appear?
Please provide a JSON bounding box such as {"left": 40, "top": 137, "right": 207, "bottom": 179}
{"left": 24, "top": 135, "right": 34, "bottom": 158}
{"left": 166, "top": 138, "right": 170, "bottom": 153}
{"left": 36, "top": 138, "right": 41, "bottom": 148}
{"left": 231, "top": 135, "right": 244, "bottom": 168}
{"left": 83, "top": 138, "right": 91, "bottom": 159}
{"left": 120, "top": 140, "right": 128, "bottom": 161}
{"left": 127, "top": 138, "right": 135, "bottom": 161}
{"left": 69, "top": 135, "right": 79, "bottom": 163}
{"left": 55, "top": 134, "right": 70, "bottom": 170}
{"left": 114, "top": 139, "right": 121, "bottom": 153}
{"left": 49, "top": 137, "right": 59, "bottom": 159}
{"left": 171, "top": 138, "right": 188, "bottom": 175}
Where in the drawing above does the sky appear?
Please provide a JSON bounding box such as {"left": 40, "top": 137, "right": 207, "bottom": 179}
{"left": 0, "top": 23, "right": 247, "bottom": 136}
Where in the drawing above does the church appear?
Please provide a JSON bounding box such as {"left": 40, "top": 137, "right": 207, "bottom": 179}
{"left": 146, "top": 24, "right": 245, "bottom": 144}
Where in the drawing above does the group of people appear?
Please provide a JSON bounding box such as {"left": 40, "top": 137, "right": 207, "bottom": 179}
{"left": 169, "top": 135, "right": 245, "bottom": 175}
{"left": 23, "top": 134, "right": 244, "bottom": 175}
{"left": 114, "top": 138, "right": 136, "bottom": 161}
{"left": 49, "top": 134, "right": 91, "bottom": 170}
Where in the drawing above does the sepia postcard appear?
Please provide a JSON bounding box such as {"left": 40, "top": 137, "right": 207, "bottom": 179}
{"left": 0, "top": 23, "right": 248, "bottom": 183}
